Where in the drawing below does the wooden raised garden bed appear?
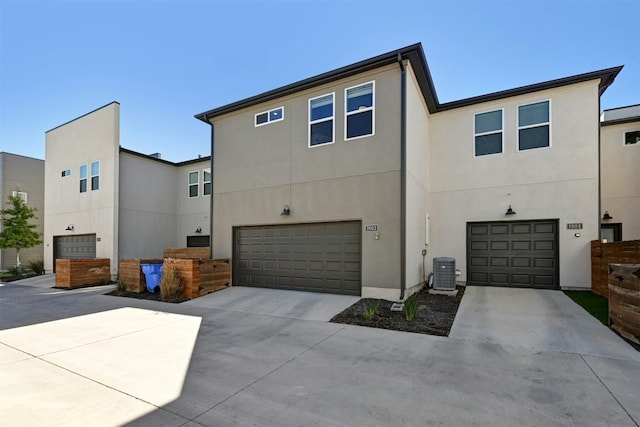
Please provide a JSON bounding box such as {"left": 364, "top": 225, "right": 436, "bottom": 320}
{"left": 55, "top": 258, "right": 111, "bottom": 288}
{"left": 163, "top": 258, "right": 230, "bottom": 299}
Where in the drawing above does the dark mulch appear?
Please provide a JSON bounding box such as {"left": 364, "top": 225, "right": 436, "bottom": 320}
{"left": 331, "top": 286, "right": 465, "bottom": 336}
{"left": 105, "top": 289, "right": 188, "bottom": 304}
{"left": 0, "top": 274, "right": 39, "bottom": 283}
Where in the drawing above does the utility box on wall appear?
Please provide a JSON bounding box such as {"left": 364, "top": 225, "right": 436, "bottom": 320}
{"left": 433, "top": 257, "right": 456, "bottom": 290}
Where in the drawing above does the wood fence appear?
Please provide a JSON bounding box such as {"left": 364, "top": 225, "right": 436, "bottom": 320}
{"left": 591, "top": 240, "right": 640, "bottom": 298}
{"left": 119, "top": 259, "right": 163, "bottom": 292}
{"left": 608, "top": 264, "right": 640, "bottom": 344}
{"left": 55, "top": 258, "right": 111, "bottom": 288}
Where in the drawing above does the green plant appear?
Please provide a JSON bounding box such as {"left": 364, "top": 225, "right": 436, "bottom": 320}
{"left": 7, "top": 266, "right": 22, "bottom": 276}
{"left": 27, "top": 259, "right": 45, "bottom": 275}
{"left": 403, "top": 295, "right": 418, "bottom": 321}
{"left": 160, "top": 265, "right": 184, "bottom": 303}
{"left": 0, "top": 192, "right": 42, "bottom": 272}
{"left": 115, "top": 275, "right": 127, "bottom": 295}
{"left": 362, "top": 301, "right": 379, "bottom": 320}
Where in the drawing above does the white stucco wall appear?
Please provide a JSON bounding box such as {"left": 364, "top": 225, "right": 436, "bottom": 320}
{"left": 428, "top": 80, "right": 601, "bottom": 288}
{"left": 176, "top": 160, "right": 211, "bottom": 247}
{"left": 44, "top": 102, "right": 120, "bottom": 274}
{"left": 600, "top": 119, "right": 640, "bottom": 240}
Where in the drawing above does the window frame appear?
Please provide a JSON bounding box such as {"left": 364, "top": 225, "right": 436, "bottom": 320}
{"left": 255, "top": 106, "right": 284, "bottom": 127}
{"left": 79, "top": 164, "right": 88, "bottom": 193}
{"left": 517, "top": 99, "right": 552, "bottom": 152}
{"left": 188, "top": 170, "right": 199, "bottom": 198}
{"left": 623, "top": 129, "right": 640, "bottom": 146}
{"left": 12, "top": 191, "right": 27, "bottom": 204}
{"left": 90, "top": 160, "right": 100, "bottom": 191}
{"left": 308, "top": 92, "right": 335, "bottom": 148}
{"left": 344, "top": 81, "right": 375, "bottom": 141}
{"left": 473, "top": 108, "right": 504, "bottom": 157}
{"left": 203, "top": 168, "right": 211, "bottom": 196}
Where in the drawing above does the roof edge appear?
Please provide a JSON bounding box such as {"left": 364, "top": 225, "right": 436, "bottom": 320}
{"left": 46, "top": 101, "right": 120, "bottom": 133}
{"left": 600, "top": 116, "right": 640, "bottom": 126}
{"left": 119, "top": 146, "right": 211, "bottom": 166}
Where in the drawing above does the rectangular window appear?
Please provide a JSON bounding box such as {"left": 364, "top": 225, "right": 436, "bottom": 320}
{"left": 474, "top": 109, "right": 503, "bottom": 156}
{"left": 255, "top": 107, "right": 284, "bottom": 127}
{"left": 624, "top": 130, "right": 640, "bottom": 145}
{"left": 61, "top": 169, "right": 71, "bottom": 177}
{"left": 90, "top": 161, "right": 100, "bottom": 191}
{"left": 345, "top": 81, "right": 374, "bottom": 140}
{"left": 79, "top": 164, "right": 88, "bottom": 193}
{"left": 309, "top": 93, "right": 334, "bottom": 147}
{"left": 518, "top": 100, "right": 550, "bottom": 151}
{"left": 188, "top": 171, "right": 199, "bottom": 198}
{"left": 11, "top": 191, "right": 27, "bottom": 203}
{"left": 203, "top": 168, "right": 211, "bottom": 196}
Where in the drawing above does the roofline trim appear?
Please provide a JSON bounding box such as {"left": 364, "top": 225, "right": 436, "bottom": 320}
{"left": 119, "top": 146, "right": 211, "bottom": 166}
{"left": 600, "top": 116, "right": 640, "bottom": 126}
{"left": 46, "top": 101, "right": 120, "bottom": 133}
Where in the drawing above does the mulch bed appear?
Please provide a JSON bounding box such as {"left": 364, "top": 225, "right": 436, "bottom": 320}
{"left": 105, "top": 289, "right": 188, "bottom": 304}
{"left": 331, "top": 286, "right": 465, "bottom": 336}
{"left": 0, "top": 274, "right": 39, "bottom": 283}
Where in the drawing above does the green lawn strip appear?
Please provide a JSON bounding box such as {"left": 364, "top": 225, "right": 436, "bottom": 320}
{"left": 563, "top": 290, "right": 609, "bottom": 325}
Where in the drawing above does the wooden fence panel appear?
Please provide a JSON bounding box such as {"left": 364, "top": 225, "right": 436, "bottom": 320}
{"left": 119, "top": 259, "right": 163, "bottom": 293}
{"left": 591, "top": 240, "right": 640, "bottom": 298}
{"left": 163, "top": 247, "right": 210, "bottom": 259}
{"left": 609, "top": 264, "right": 640, "bottom": 344}
{"left": 55, "top": 258, "right": 111, "bottom": 288}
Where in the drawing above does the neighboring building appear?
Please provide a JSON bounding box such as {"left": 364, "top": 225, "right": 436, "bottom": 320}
{"left": 600, "top": 104, "right": 640, "bottom": 241}
{"left": 43, "top": 102, "right": 211, "bottom": 276}
{"left": 0, "top": 152, "right": 45, "bottom": 270}
{"left": 196, "top": 43, "right": 633, "bottom": 299}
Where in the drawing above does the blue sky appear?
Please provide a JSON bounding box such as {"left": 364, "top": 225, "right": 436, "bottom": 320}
{"left": 1, "top": 0, "right": 638, "bottom": 162}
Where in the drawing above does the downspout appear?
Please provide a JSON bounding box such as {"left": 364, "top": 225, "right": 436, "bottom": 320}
{"left": 597, "top": 97, "right": 602, "bottom": 241}
{"left": 208, "top": 118, "right": 215, "bottom": 259}
{"left": 398, "top": 53, "right": 407, "bottom": 300}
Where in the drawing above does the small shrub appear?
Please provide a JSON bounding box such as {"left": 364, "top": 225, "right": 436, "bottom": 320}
{"left": 403, "top": 295, "right": 418, "bottom": 321}
{"left": 27, "top": 259, "right": 45, "bottom": 275}
{"left": 362, "top": 301, "right": 379, "bottom": 320}
{"left": 115, "top": 276, "right": 127, "bottom": 295}
{"left": 160, "top": 265, "right": 184, "bottom": 303}
{"left": 7, "top": 266, "right": 22, "bottom": 276}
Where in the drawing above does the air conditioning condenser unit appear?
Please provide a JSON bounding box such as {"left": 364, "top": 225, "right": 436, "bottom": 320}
{"left": 433, "top": 257, "right": 456, "bottom": 291}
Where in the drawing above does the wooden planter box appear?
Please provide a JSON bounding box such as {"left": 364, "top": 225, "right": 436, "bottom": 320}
{"left": 163, "top": 247, "right": 210, "bottom": 260}
{"left": 163, "top": 258, "right": 230, "bottom": 299}
{"left": 119, "top": 259, "right": 163, "bottom": 293}
{"left": 609, "top": 264, "right": 640, "bottom": 345}
{"left": 55, "top": 258, "right": 111, "bottom": 288}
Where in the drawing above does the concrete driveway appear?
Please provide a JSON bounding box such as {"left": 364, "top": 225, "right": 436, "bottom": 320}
{"left": 1, "top": 276, "right": 638, "bottom": 426}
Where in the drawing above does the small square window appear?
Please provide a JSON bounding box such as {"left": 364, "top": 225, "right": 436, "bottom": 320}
{"left": 12, "top": 191, "right": 27, "bottom": 203}
{"left": 624, "top": 130, "right": 640, "bottom": 145}
{"left": 61, "top": 169, "right": 71, "bottom": 177}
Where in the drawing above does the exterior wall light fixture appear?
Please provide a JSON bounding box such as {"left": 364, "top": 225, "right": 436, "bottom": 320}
{"left": 195, "top": 227, "right": 202, "bottom": 233}
{"left": 602, "top": 211, "right": 613, "bottom": 220}
{"left": 281, "top": 205, "right": 291, "bottom": 216}
{"left": 65, "top": 225, "right": 74, "bottom": 231}
{"left": 505, "top": 205, "right": 516, "bottom": 216}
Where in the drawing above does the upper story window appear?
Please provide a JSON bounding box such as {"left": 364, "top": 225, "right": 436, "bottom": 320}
{"left": 474, "top": 109, "right": 503, "bottom": 156}
{"left": 203, "top": 168, "right": 212, "bottom": 196}
{"left": 61, "top": 169, "right": 71, "bottom": 177}
{"left": 345, "top": 81, "right": 374, "bottom": 140}
{"left": 518, "top": 100, "right": 550, "bottom": 151}
{"left": 188, "top": 171, "right": 199, "bottom": 198}
{"left": 624, "top": 130, "right": 640, "bottom": 145}
{"left": 79, "top": 164, "right": 88, "bottom": 193}
{"left": 309, "top": 93, "right": 334, "bottom": 147}
{"left": 90, "top": 161, "right": 100, "bottom": 191}
{"left": 255, "top": 107, "right": 284, "bottom": 127}
{"left": 12, "top": 191, "right": 27, "bottom": 204}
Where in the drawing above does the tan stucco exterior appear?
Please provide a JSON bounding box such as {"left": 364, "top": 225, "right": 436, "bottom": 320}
{"left": 600, "top": 117, "right": 640, "bottom": 240}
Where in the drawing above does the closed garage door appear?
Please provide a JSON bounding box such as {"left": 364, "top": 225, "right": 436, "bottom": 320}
{"left": 467, "top": 220, "right": 558, "bottom": 289}
{"left": 54, "top": 234, "right": 97, "bottom": 260}
{"left": 234, "top": 222, "right": 361, "bottom": 296}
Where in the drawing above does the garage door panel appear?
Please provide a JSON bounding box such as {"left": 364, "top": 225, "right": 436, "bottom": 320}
{"left": 467, "top": 220, "right": 558, "bottom": 289}
{"left": 234, "top": 222, "right": 361, "bottom": 295}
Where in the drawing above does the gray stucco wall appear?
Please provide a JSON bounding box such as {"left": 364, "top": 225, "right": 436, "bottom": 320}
{"left": 0, "top": 153, "right": 45, "bottom": 270}
{"left": 210, "top": 64, "right": 404, "bottom": 297}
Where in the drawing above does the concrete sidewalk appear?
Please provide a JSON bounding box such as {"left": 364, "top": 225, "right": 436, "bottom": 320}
{"left": 1, "top": 278, "right": 638, "bottom": 426}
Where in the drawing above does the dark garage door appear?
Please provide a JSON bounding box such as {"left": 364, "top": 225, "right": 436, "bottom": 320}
{"left": 467, "top": 220, "right": 558, "bottom": 289}
{"left": 234, "top": 222, "right": 361, "bottom": 296}
{"left": 54, "top": 234, "right": 97, "bottom": 259}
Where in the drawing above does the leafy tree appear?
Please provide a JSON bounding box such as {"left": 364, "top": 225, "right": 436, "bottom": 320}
{"left": 0, "top": 192, "right": 42, "bottom": 272}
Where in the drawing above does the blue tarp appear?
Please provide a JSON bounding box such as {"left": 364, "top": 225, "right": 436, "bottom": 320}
{"left": 140, "top": 263, "right": 163, "bottom": 293}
